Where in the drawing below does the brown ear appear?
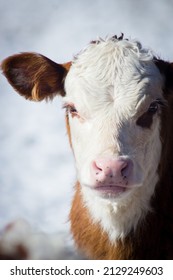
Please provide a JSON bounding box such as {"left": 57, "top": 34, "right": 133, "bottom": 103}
{"left": 155, "top": 59, "right": 173, "bottom": 95}
{"left": 1, "top": 52, "right": 71, "bottom": 101}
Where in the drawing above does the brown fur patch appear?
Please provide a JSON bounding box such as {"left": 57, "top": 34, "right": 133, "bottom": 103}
{"left": 0, "top": 244, "right": 28, "bottom": 260}
{"left": 70, "top": 181, "right": 173, "bottom": 259}
{"left": 63, "top": 61, "right": 72, "bottom": 71}
{"left": 65, "top": 113, "right": 72, "bottom": 147}
{"left": 155, "top": 59, "right": 173, "bottom": 95}
{"left": 1, "top": 52, "right": 68, "bottom": 101}
{"left": 70, "top": 182, "right": 134, "bottom": 260}
{"left": 136, "top": 111, "right": 154, "bottom": 128}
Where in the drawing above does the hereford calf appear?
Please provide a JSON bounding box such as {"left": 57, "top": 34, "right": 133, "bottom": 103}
{"left": 1, "top": 35, "right": 173, "bottom": 259}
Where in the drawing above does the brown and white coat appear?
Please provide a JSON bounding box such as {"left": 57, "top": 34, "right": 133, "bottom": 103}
{"left": 1, "top": 36, "right": 173, "bottom": 259}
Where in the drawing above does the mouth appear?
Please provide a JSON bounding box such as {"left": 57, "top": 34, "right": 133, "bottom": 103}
{"left": 94, "top": 185, "right": 128, "bottom": 196}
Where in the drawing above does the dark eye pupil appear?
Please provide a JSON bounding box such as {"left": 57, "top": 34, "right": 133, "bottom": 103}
{"left": 70, "top": 106, "right": 77, "bottom": 113}
{"left": 148, "top": 102, "right": 158, "bottom": 114}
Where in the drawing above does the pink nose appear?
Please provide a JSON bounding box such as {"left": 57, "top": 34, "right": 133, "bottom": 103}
{"left": 91, "top": 158, "right": 133, "bottom": 186}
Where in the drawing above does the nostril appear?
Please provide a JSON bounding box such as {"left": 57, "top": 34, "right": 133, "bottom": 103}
{"left": 97, "top": 166, "right": 102, "bottom": 172}
{"left": 92, "top": 161, "right": 103, "bottom": 174}
{"left": 121, "top": 165, "right": 128, "bottom": 177}
{"left": 121, "top": 160, "right": 133, "bottom": 178}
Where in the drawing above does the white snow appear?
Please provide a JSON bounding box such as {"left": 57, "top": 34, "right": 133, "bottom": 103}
{"left": 0, "top": 0, "right": 173, "bottom": 259}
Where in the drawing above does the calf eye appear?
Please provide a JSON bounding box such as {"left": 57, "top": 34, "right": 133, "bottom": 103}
{"left": 69, "top": 106, "right": 78, "bottom": 114}
{"left": 147, "top": 101, "right": 158, "bottom": 114}
{"left": 136, "top": 100, "right": 160, "bottom": 129}
{"left": 62, "top": 103, "right": 79, "bottom": 117}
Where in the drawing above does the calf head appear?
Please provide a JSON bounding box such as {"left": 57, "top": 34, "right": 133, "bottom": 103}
{"left": 2, "top": 37, "right": 173, "bottom": 238}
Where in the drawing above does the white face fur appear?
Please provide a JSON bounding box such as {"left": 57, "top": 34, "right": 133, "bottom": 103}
{"left": 64, "top": 38, "right": 164, "bottom": 241}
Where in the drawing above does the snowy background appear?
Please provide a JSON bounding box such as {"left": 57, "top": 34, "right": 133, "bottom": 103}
{"left": 0, "top": 0, "right": 173, "bottom": 258}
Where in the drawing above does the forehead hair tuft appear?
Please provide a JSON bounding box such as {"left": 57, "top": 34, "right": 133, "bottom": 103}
{"left": 70, "top": 36, "right": 159, "bottom": 93}
{"left": 73, "top": 35, "right": 155, "bottom": 65}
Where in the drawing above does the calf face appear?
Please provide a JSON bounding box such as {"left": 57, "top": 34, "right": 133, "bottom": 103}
{"left": 64, "top": 39, "right": 164, "bottom": 202}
